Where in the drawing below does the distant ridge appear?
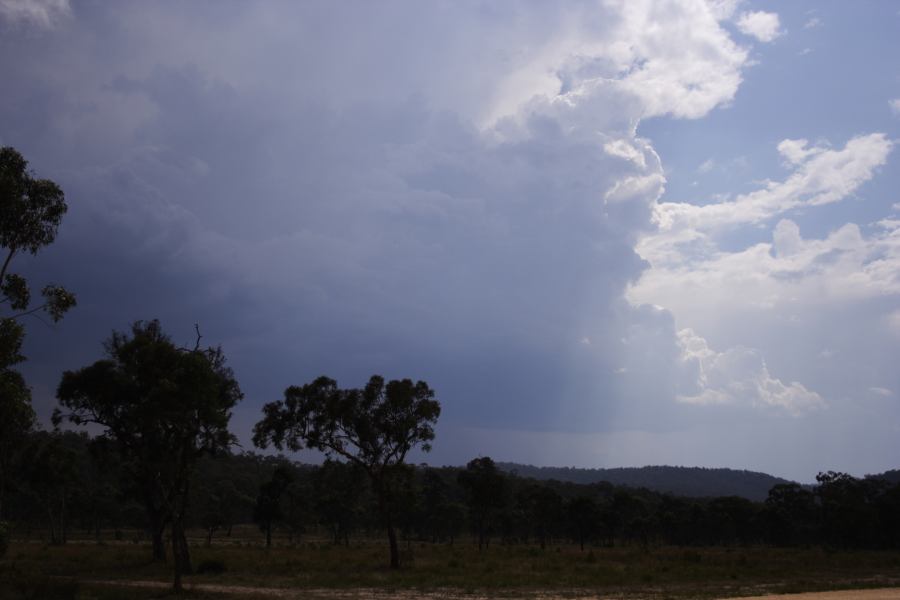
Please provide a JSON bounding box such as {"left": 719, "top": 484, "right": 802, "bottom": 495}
{"left": 496, "top": 462, "right": 795, "bottom": 501}
{"left": 868, "top": 469, "right": 900, "bottom": 485}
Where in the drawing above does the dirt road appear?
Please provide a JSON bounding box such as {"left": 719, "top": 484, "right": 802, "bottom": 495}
{"left": 725, "top": 589, "right": 900, "bottom": 600}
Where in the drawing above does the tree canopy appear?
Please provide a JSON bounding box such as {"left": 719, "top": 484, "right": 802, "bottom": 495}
{"left": 253, "top": 374, "right": 440, "bottom": 568}
{"left": 54, "top": 320, "right": 242, "bottom": 590}
{"left": 0, "top": 146, "right": 75, "bottom": 521}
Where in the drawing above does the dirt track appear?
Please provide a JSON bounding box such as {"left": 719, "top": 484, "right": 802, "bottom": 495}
{"left": 83, "top": 580, "right": 900, "bottom": 599}
{"left": 726, "top": 589, "right": 900, "bottom": 600}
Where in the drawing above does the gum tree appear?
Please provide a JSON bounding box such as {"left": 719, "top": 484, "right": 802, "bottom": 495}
{"left": 0, "top": 147, "right": 76, "bottom": 520}
{"left": 253, "top": 374, "right": 440, "bottom": 568}
{"left": 54, "top": 320, "right": 242, "bottom": 591}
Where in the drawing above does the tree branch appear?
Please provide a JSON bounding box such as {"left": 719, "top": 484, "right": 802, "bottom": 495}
{"left": 0, "top": 247, "right": 16, "bottom": 285}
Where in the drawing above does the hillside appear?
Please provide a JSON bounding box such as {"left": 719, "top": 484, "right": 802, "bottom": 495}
{"left": 496, "top": 463, "right": 795, "bottom": 501}
{"left": 868, "top": 469, "right": 900, "bottom": 485}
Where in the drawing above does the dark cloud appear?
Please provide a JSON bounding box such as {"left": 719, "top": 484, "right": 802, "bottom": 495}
{"left": 9, "top": 1, "right": 894, "bottom": 481}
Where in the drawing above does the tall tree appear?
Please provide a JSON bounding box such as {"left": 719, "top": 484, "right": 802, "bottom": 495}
{"left": 54, "top": 320, "right": 242, "bottom": 591}
{"left": 253, "top": 374, "right": 440, "bottom": 568}
{"left": 0, "top": 147, "right": 75, "bottom": 520}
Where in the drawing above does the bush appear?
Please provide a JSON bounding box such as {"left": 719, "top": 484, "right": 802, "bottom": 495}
{"left": 196, "top": 559, "right": 227, "bottom": 574}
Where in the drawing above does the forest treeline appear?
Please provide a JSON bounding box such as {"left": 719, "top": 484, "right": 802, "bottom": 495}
{"left": 496, "top": 463, "right": 794, "bottom": 502}
{"left": 3, "top": 430, "right": 900, "bottom": 555}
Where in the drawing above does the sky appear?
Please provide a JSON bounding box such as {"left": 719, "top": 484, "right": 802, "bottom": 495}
{"left": 1, "top": 0, "right": 898, "bottom": 482}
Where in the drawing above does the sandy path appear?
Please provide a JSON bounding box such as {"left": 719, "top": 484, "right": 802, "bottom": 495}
{"left": 725, "top": 589, "right": 900, "bottom": 600}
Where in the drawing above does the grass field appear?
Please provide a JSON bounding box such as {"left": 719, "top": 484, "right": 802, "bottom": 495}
{"left": 3, "top": 529, "right": 900, "bottom": 599}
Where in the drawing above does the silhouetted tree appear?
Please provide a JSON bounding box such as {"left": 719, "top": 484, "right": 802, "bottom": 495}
{"left": 314, "top": 459, "right": 368, "bottom": 546}
{"left": 253, "top": 374, "right": 440, "bottom": 568}
{"left": 567, "top": 495, "right": 601, "bottom": 551}
{"left": 254, "top": 466, "right": 293, "bottom": 548}
{"left": 194, "top": 477, "right": 240, "bottom": 547}
{"left": 458, "top": 457, "right": 507, "bottom": 550}
{"left": 26, "top": 431, "right": 79, "bottom": 544}
{"left": 0, "top": 147, "right": 75, "bottom": 521}
{"left": 763, "top": 483, "right": 818, "bottom": 546}
{"left": 420, "top": 467, "right": 466, "bottom": 544}
{"left": 816, "top": 471, "right": 882, "bottom": 548}
{"left": 517, "top": 483, "right": 563, "bottom": 549}
{"left": 54, "top": 320, "right": 242, "bottom": 591}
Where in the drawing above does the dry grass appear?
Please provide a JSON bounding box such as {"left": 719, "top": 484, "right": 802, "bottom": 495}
{"left": 3, "top": 531, "right": 900, "bottom": 598}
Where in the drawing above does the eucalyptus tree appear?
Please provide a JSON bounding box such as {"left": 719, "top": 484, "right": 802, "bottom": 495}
{"left": 54, "top": 320, "right": 242, "bottom": 591}
{"left": 253, "top": 374, "right": 440, "bottom": 568}
{"left": 0, "top": 147, "right": 75, "bottom": 520}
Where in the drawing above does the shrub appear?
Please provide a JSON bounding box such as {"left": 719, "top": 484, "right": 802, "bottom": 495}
{"left": 196, "top": 559, "right": 227, "bottom": 574}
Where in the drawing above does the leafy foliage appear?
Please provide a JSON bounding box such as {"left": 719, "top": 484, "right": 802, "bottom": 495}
{"left": 0, "top": 147, "right": 74, "bottom": 522}
{"left": 253, "top": 374, "right": 440, "bottom": 568}
{"left": 54, "top": 320, "right": 242, "bottom": 589}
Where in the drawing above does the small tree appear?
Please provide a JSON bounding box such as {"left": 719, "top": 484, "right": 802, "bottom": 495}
{"left": 54, "top": 320, "right": 242, "bottom": 591}
{"left": 0, "top": 146, "right": 75, "bottom": 521}
{"left": 254, "top": 466, "right": 292, "bottom": 548}
{"left": 458, "top": 457, "right": 507, "bottom": 550}
{"left": 567, "top": 495, "right": 601, "bottom": 551}
{"left": 253, "top": 374, "right": 440, "bottom": 568}
{"left": 27, "top": 431, "right": 79, "bottom": 545}
{"left": 314, "top": 459, "right": 367, "bottom": 546}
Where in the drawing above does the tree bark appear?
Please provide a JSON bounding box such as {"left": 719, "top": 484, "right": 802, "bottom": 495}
{"left": 387, "top": 522, "right": 400, "bottom": 569}
{"left": 151, "top": 527, "right": 166, "bottom": 561}
{"left": 171, "top": 518, "right": 192, "bottom": 591}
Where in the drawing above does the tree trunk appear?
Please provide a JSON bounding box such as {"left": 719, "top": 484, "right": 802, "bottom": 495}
{"left": 171, "top": 519, "right": 192, "bottom": 591}
{"left": 375, "top": 475, "right": 401, "bottom": 569}
{"left": 152, "top": 527, "right": 166, "bottom": 562}
{"left": 61, "top": 493, "right": 68, "bottom": 544}
{"left": 46, "top": 505, "right": 58, "bottom": 545}
{"left": 387, "top": 523, "right": 400, "bottom": 569}
{"left": 265, "top": 523, "right": 272, "bottom": 548}
{"left": 148, "top": 506, "right": 168, "bottom": 562}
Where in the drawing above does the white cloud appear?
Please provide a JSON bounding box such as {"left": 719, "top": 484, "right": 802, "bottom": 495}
{"left": 0, "top": 0, "right": 69, "bottom": 28}
{"left": 803, "top": 17, "right": 823, "bottom": 29}
{"left": 485, "top": 0, "right": 749, "bottom": 126}
{"left": 869, "top": 387, "right": 893, "bottom": 397}
{"left": 736, "top": 11, "right": 783, "bottom": 43}
{"left": 777, "top": 138, "right": 823, "bottom": 166}
{"left": 648, "top": 134, "right": 892, "bottom": 236}
{"left": 635, "top": 215, "right": 900, "bottom": 321}
{"left": 677, "top": 329, "right": 824, "bottom": 415}
{"left": 890, "top": 99, "right": 900, "bottom": 115}
{"left": 698, "top": 158, "right": 715, "bottom": 173}
{"left": 631, "top": 132, "right": 898, "bottom": 423}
